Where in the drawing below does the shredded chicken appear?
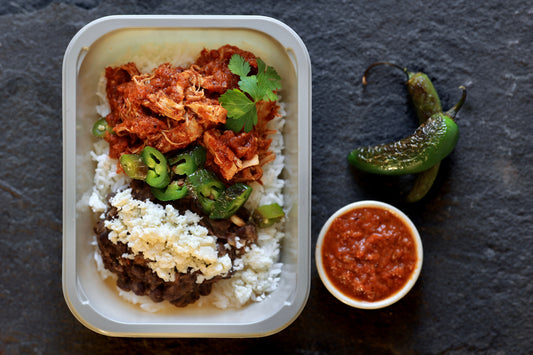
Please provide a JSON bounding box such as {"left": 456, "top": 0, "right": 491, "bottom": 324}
{"left": 103, "top": 45, "right": 280, "bottom": 184}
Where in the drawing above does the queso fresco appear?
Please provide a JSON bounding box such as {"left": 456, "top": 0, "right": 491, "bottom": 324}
{"left": 320, "top": 205, "right": 419, "bottom": 303}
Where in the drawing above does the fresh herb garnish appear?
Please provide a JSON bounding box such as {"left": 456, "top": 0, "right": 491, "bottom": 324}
{"left": 219, "top": 54, "right": 281, "bottom": 133}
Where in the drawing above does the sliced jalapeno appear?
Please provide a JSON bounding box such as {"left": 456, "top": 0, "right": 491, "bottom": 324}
{"left": 168, "top": 145, "right": 207, "bottom": 176}
{"left": 119, "top": 153, "right": 148, "bottom": 180}
{"left": 151, "top": 181, "right": 188, "bottom": 201}
{"left": 92, "top": 118, "right": 111, "bottom": 137}
{"left": 210, "top": 183, "right": 253, "bottom": 220}
{"left": 141, "top": 146, "right": 170, "bottom": 189}
{"left": 252, "top": 203, "right": 285, "bottom": 227}
{"left": 186, "top": 169, "right": 225, "bottom": 214}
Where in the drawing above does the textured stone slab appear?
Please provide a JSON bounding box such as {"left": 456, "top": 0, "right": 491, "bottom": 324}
{"left": 0, "top": 1, "right": 532, "bottom": 353}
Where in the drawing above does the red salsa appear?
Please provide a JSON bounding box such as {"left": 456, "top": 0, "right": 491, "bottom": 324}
{"left": 321, "top": 206, "right": 418, "bottom": 302}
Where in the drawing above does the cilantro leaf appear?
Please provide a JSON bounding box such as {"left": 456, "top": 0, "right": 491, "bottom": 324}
{"left": 225, "top": 105, "right": 257, "bottom": 133}
{"left": 257, "top": 64, "right": 281, "bottom": 101}
{"left": 220, "top": 54, "right": 281, "bottom": 133}
{"left": 227, "top": 54, "right": 251, "bottom": 78}
{"left": 238, "top": 76, "right": 262, "bottom": 101}
{"left": 256, "top": 57, "right": 266, "bottom": 73}
{"left": 219, "top": 89, "right": 257, "bottom": 132}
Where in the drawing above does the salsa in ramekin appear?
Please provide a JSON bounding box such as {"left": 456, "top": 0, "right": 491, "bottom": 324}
{"left": 316, "top": 201, "right": 423, "bottom": 309}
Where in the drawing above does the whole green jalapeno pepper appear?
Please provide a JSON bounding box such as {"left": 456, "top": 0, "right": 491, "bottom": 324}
{"left": 401, "top": 67, "right": 444, "bottom": 202}
{"left": 363, "top": 62, "right": 442, "bottom": 123}
{"left": 360, "top": 62, "right": 459, "bottom": 201}
{"left": 141, "top": 146, "right": 171, "bottom": 189}
{"left": 348, "top": 86, "right": 466, "bottom": 175}
{"left": 406, "top": 163, "right": 440, "bottom": 202}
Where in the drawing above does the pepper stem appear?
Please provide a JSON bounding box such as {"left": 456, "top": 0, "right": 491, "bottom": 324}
{"left": 362, "top": 62, "right": 409, "bottom": 85}
{"left": 445, "top": 86, "right": 467, "bottom": 120}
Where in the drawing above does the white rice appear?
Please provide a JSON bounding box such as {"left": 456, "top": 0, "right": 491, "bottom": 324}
{"left": 85, "top": 55, "right": 286, "bottom": 311}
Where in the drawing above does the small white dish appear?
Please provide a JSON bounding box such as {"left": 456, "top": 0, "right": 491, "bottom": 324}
{"left": 316, "top": 200, "right": 423, "bottom": 309}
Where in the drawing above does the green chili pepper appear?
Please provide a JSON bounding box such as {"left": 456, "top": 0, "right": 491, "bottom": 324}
{"left": 404, "top": 68, "right": 443, "bottom": 202}
{"left": 141, "top": 146, "right": 170, "bottom": 189}
{"left": 210, "top": 183, "right": 253, "bottom": 219}
{"left": 151, "top": 181, "right": 188, "bottom": 201}
{"left": 406, "top": 72, "right": 442, "bottom": 125}
{"left": 363, "top": 62, "right": 453, "bottom": 202}
{"left": 252, "top": 203, "right": 285, "bottom": 227}
{"left": 168, "top": 145, "right": 207, "bottom": 176}
{"left": 348, "top": 86, "right": 466, "bottom": 175}
{"left": 119, "top": 153, "right": 148, "bottom": 180}
{"left": 91, "top": 118, "right": 111, "bottom": 137}
{"left": 406, "top": 71, "right": 442, "bottom": 202}
{"left": 363, "top": 62, "right": 447, "bottom": 202}
{"left": 362, "top": 62, "right": 442, "bottom": 123}
{"left": 186, "top": 169, "right": 226, "bottom": 214}
{"left": 406, "top": 163, "right": 440, "bottom": 202}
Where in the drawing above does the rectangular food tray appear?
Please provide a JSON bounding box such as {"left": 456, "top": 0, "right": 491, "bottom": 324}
{"left": 62, "top": 15, "right": 311, "bottom": 337}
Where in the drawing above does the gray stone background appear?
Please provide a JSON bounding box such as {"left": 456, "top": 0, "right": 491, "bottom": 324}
{"left": 1, "top": 0, "right": 532, "bottom": 354}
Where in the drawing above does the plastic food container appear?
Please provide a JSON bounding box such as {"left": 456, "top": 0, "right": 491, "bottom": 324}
{"left": 62, "top": 15, "right": 311, "bottom": 337}
{"left": 316, "top": 201, "right": 422, "bottom": 309}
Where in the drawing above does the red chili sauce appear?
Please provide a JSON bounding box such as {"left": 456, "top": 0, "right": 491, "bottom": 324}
{"left": 321, "top": 207, "right": 418, "bottom": 302}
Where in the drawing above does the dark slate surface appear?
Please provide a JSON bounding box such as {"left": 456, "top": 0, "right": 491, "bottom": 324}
{"left": 1, "top": 0, "right": 532, "bottom": 353}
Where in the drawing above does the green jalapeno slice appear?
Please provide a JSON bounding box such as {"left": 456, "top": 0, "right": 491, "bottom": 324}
{"left": 141, "top": 146, "right": 170, "bottom": 189}
{"left": 151, "top": 181, "right": 188, "bottom": 201}
{"left": 186, "top": 169, "right": 225, "bottom": 214}
{"left": 252, "top": 203, "right": 285, "bottom": 227}
{"left": 168, "top": 145, "right": 207, "bottom": 176}
{"left": 119, "top": 153, "right": 148, "bottom": 180}
{"left": 92, "top": 118, "right": 111, "bottom": 137}
{"left": 210, "top": 183, "right": 253, "bottom": 220}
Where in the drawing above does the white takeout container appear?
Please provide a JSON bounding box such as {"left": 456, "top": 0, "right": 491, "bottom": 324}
{"left": 316, "top": 201, "right": 423, "bottom": 309}
{"left": 62, "top": 15, "right": 311, "bottom": 337}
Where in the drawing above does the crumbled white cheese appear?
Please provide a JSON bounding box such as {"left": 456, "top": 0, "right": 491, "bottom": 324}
{"left": 104, "top": 188, "right": 232, "bottom": 283}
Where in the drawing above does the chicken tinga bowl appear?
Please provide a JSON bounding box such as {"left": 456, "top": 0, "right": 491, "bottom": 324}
{"left": 82, "top": 45, "right": 287, "bottom": 311}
